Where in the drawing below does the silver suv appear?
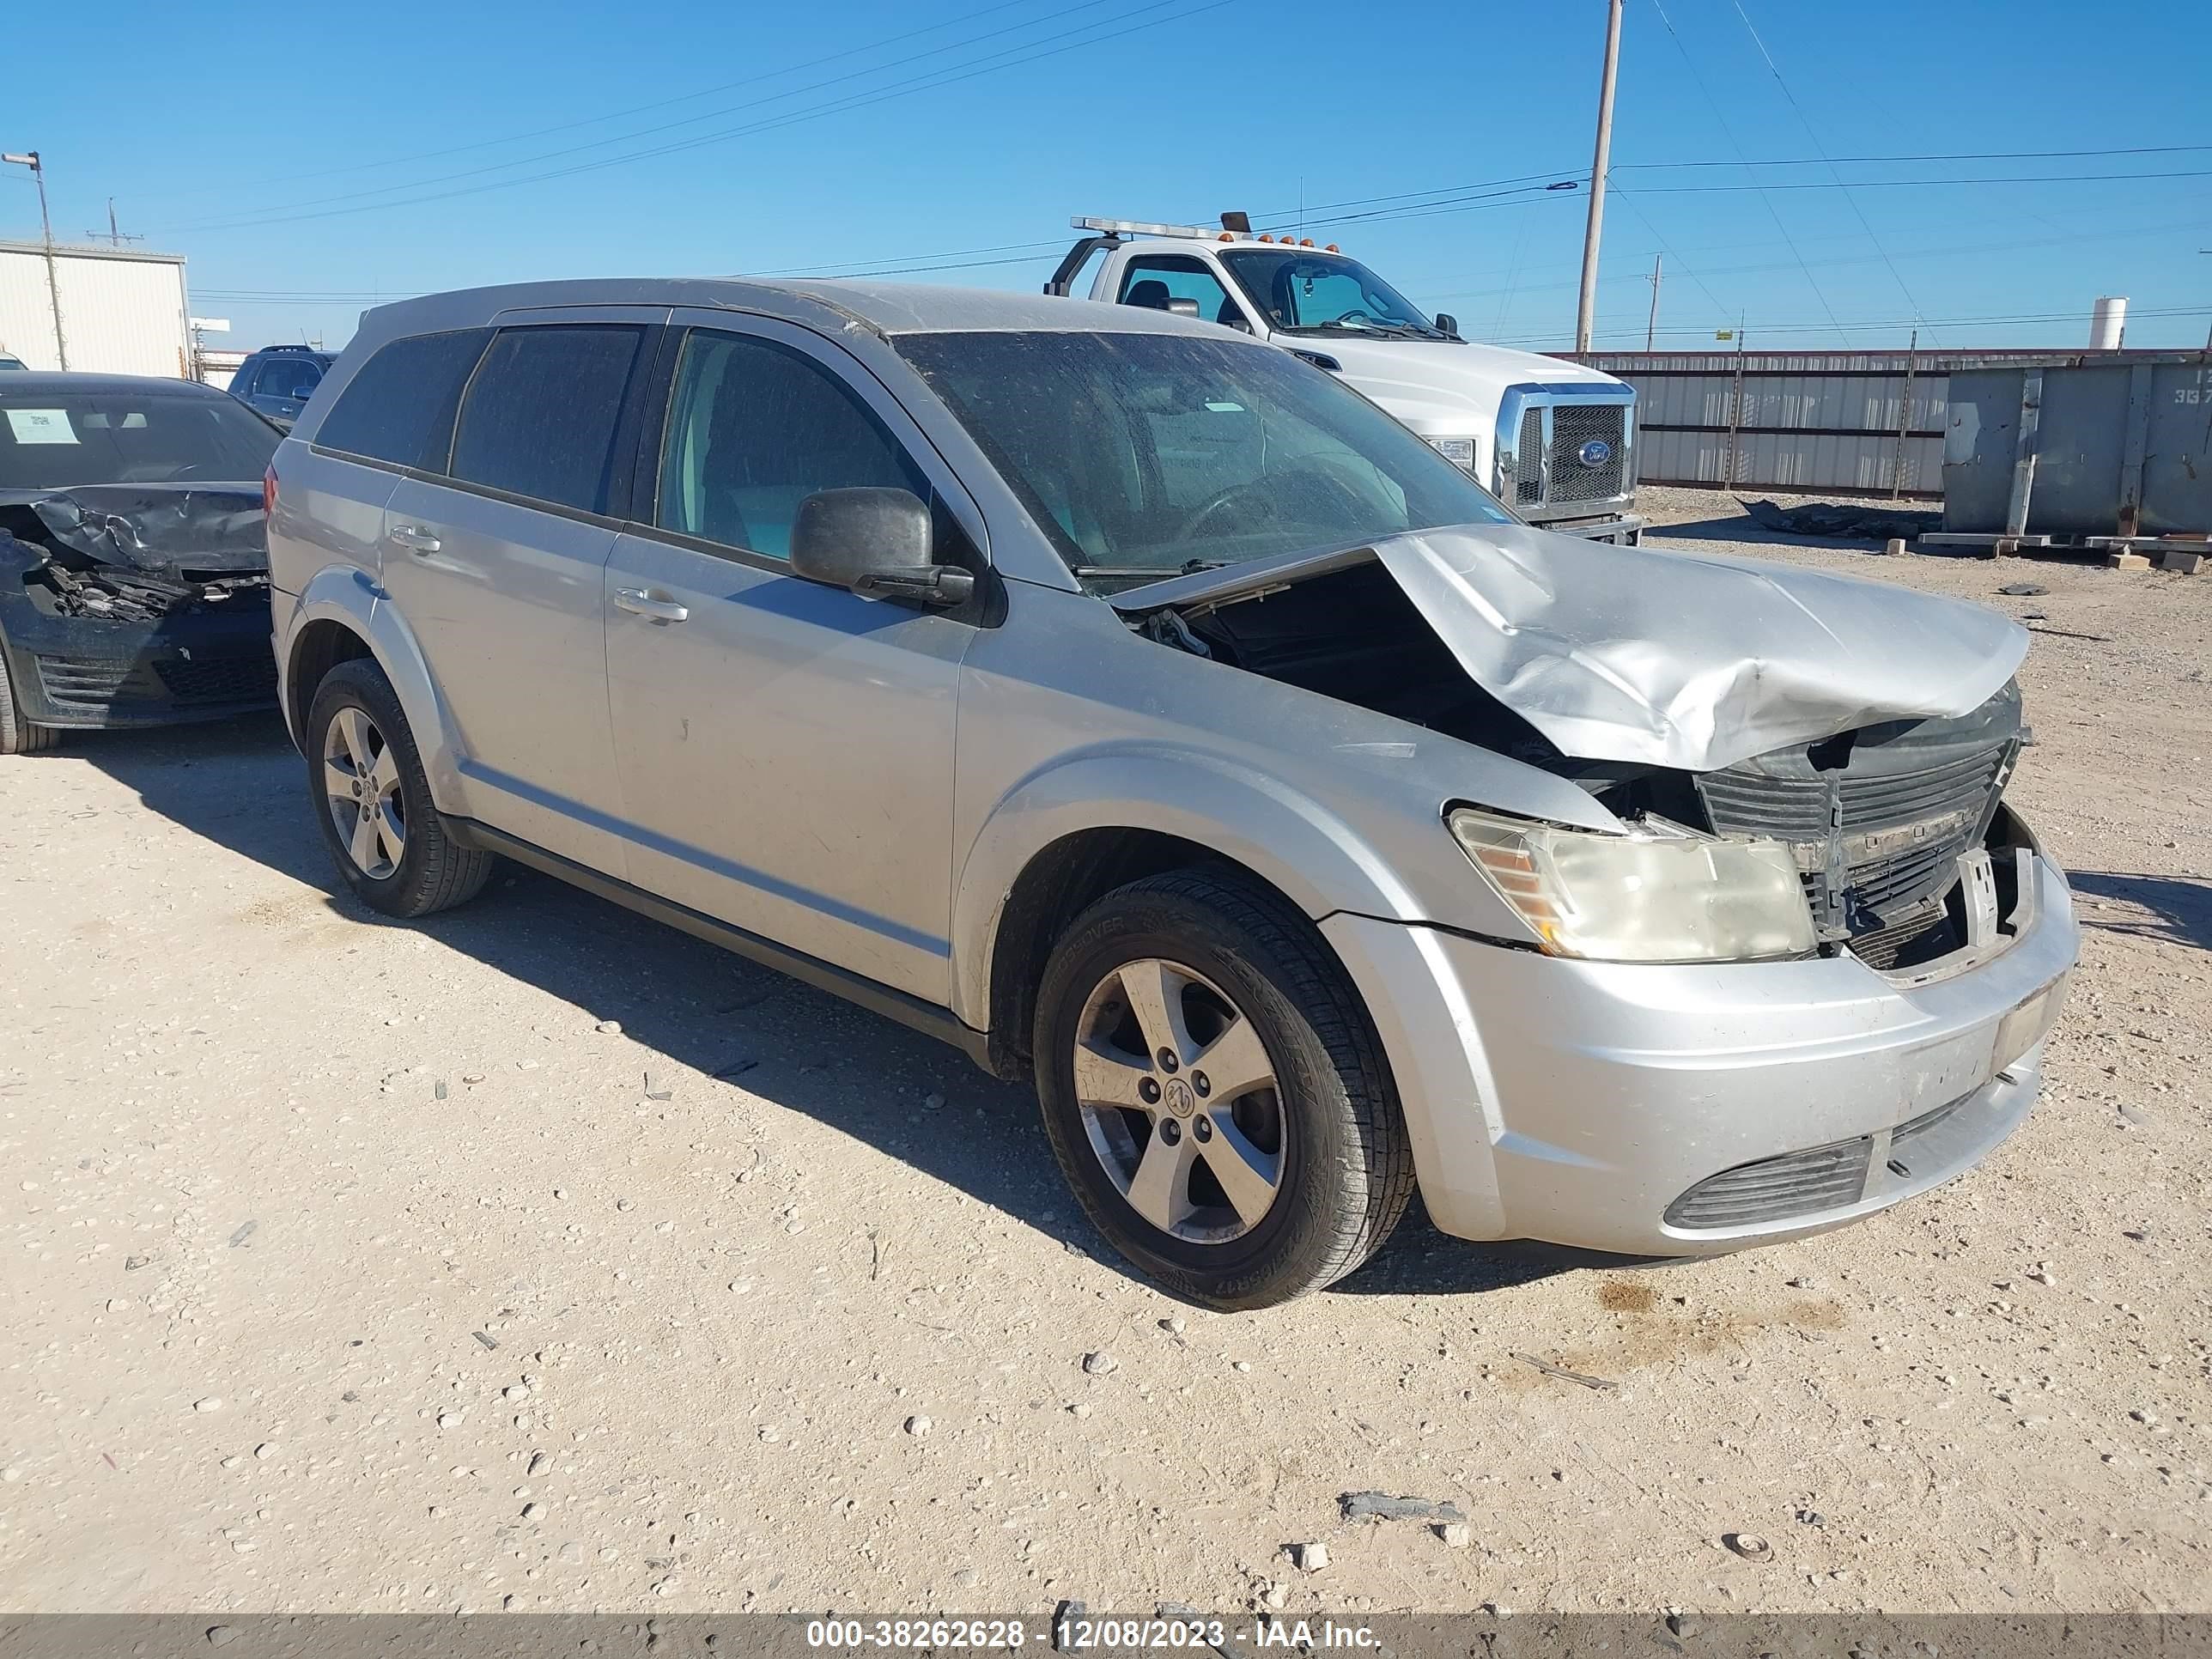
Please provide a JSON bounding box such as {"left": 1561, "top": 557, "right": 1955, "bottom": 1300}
{"left": 266, "top": 280, "right": 2076, "bottom": 1308}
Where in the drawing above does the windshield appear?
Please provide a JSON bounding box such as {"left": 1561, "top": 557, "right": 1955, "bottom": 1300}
{"left": 895, "top": 330, "right": 1511, "bottom": 591}
{"left": 1218, "top": 250, "right": 1447, "bottom": 338}
{"left": 0, "top": 389, "right": 280, "bottom": 490}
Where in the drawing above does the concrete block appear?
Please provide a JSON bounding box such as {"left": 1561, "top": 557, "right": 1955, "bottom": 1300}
{"left": 2158, "top": 547, "right": 2203, "bottom": 574}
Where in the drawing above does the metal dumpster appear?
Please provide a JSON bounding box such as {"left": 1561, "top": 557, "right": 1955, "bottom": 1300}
{"left": 1938, "top": 351, "right": 2212, "bottom": 541}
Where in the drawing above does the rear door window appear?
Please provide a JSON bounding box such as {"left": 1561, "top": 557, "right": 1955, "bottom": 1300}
{"left": 449, "top": 326, "right": 646, "bottom": 515}
{"left": 653, "top": 329, "right": 923, "bottom": 560}
{"left": 313, "top": 329, "right": 491, "bottom": 470}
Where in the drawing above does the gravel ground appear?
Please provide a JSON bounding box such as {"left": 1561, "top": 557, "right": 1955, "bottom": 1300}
{"left": 3, "top": 486, "right": 2207, "bottom": 1617}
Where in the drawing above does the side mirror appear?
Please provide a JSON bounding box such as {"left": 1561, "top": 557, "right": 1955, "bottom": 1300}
{"left": 1433, "top": 313, "right": 1461, "bottom": 338}
{"left": 790, "top": 488, "right": 975, "bottom": 608}
{"left": 1164, "top": 297, "right": 1200, "bottom": 318}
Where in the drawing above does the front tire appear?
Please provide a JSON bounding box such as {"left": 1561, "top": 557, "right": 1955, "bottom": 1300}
{"left": 305, "top": 659, "right": 494, "bottom": 918}
{"left": 1033, "top": 869, "right": 1414, "bottom": 1309}
{"left": 0, "top": 644, "right": 61, "bottom": 755}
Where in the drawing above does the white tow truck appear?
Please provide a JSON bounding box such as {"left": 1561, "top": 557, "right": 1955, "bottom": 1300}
{"left": 1048, "top": 215, "right": 1642, "bottom": 542}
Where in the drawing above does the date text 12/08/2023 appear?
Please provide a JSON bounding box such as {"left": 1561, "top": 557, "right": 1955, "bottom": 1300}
{"left": 803, "top": 1616, "right": 1382, "bottom": 1650}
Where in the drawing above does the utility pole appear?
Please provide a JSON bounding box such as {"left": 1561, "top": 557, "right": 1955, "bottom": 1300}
{"left": 2, "top": 149, "right": 67, "bottom": 369}
{"left": 1644, "top": 252, "right": 1662, "bottom": 351}
{"left": 1574, "top": 0, "right": 1625, "bottom": 354}
{"left": 86, "top": 198, "right": 141, "bottom": 246}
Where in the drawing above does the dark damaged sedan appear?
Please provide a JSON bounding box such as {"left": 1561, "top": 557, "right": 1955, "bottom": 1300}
{"left": 0, "top": 374, "right": 281, "bottom": 754}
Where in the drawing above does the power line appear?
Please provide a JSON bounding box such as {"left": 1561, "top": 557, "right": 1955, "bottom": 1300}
{"left": 1631, "top": 168, "right": 2212, "bottom": 193}
{"left": 1724, "top": 0, "right": 1934, "bottom": 342}
{"left": 1404, "top": 212, "right": 2212, "bottom": 307}
{"left": 745, "top": 237, "right": 1072, "bottom": 278}
{"left": 229, "top": 0, "right": 1066, "bottom": 193}
{"left": 1620, "top": 141, "right": 2212, "bottom": 170}
{"left": 1645, "top": 0, "right": 1849, "bottom": 343}
{"left": 158, "top": 0, "right": 1229, "bottom": 234}
{"left": 1604, "top": 184, "right": 1737, "bottom": 322}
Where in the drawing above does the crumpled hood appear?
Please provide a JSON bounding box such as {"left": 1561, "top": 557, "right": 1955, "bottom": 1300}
{"left": 1119, "top": 521, "right": 2029, "bottom": 774}
{"left": 1370, "top": 523, "right": 2028, "bottom": 771}
{"left": 9, "top": 482, "right": 267, "bottom": 577}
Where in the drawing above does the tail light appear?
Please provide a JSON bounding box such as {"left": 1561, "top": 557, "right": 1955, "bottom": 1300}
{"left": 263, "top": 464, "right": 277, "bottom": 518}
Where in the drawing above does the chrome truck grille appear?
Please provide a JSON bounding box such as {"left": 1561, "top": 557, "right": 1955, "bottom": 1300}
{"left": 1494, "top": 386, "right": 1635, "bottom": 519}
{"left": 1696, "top": 726, "right": 2020, "bottom": 950}
{"left": 1514, "top": 409, "right": 1543, "bottom": 507}
{"left": 1547, "top": 403, "right": 1628, "bottom": 503}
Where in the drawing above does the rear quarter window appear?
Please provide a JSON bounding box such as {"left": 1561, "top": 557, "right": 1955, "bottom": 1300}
{"left": 312, "top": 329, "right": 492, "bottom": 470}
{"left": 448, "top": 325, "right": 646, "bottom": 515}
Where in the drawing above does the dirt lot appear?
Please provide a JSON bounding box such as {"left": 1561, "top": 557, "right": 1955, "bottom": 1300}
{"left": 3, "top": 487, "right": 2207, "bottom": 1618}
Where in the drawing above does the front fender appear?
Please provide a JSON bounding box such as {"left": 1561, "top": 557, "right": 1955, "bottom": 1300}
{"left": 281, "top": 564, "right": 466, "bottom": 814}
{"left": 950, "top": 743, "right": 1435, "bottom": 1034}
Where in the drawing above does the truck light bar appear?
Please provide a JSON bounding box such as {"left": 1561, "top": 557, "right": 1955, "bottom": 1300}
{"left": 1070, "top": 215, "right": 1344, "bottom": 253}
{"left": 1071, "top": 216, "right": 1218, "bottom": 240}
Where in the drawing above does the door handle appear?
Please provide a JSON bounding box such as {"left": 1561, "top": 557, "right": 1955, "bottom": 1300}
{"left": 386, "top": 525, "right": 441, "bottom": 555}
{"left": 613, "top": 586, "right": 690, "bottom": 623}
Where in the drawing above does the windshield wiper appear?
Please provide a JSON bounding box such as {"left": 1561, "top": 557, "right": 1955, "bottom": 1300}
{"left": 1072, "top": 557, "right": 1230, "bottom": 580}
{"left": 1290, "top": 321, "right": 1436, "bottom": 341}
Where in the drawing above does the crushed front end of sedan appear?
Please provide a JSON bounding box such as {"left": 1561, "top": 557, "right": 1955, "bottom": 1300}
{"left": 0, "top": 483, "right": 277, "bottom": 732}
{"left": 1, "top": 375, "right": 283, "bottom": 750}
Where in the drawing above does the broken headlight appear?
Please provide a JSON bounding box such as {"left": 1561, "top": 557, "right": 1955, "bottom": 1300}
{"left": 1447, "top": 807, "right": 1815, "bottom": 963}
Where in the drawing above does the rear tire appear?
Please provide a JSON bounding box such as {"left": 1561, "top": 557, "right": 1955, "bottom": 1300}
{"left": 0, "top": 642, "right": 61, "bottom": 755}
{"left": 1033, "top": 868, "right": 1414, "bottom": 1309}
{"left": 305, "top": 658, "right": 494, "bottom": 918}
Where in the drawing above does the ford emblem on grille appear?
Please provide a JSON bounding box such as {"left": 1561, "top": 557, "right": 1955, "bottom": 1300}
{"left": 1577, "top": 438, "right": 1614, "bottom": 469}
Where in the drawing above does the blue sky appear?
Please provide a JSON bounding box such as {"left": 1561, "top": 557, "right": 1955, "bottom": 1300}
{"left": 8, "top": 0, "right": 2209, "bottom": 355}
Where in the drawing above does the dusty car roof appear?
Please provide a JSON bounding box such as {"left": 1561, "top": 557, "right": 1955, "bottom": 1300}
{"left": 359, "top": 277, "right": 1236, "bottom": 341}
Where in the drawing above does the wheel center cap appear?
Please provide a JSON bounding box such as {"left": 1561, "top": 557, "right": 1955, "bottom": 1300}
{"left": 1162, "top": 1077, "right": 1196, "bottom": 1118}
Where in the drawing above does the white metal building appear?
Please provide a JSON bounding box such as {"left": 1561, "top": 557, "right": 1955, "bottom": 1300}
{"left": 0, "top": 240, "right": 194, "bottom": 378}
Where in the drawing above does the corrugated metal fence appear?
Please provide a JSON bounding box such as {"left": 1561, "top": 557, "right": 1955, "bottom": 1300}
{"left": 1555, "top": 348, "right": 2191, "bottom": 500}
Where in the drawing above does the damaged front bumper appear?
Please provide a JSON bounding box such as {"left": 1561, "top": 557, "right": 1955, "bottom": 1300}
{"left": 0, "top": 482, "right": 277, "bottom": 731}
{"left": 1322, "top": 842, "right": 2076, "bottom": 1258}
{"left": 0, "top": 582, "right": 276, "bottom": 729}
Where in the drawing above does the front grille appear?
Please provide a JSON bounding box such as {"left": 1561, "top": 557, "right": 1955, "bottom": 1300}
{"left": 1547, "top": 403, "right": 1627, "bottom": 503}
{"left": 1697, "top": 739, "right": 2014, "bottom": 939}
{"left": 36, "top": 656, "right": 160, "bottom": 713}
{"left": 1665, "top": 1086, "right": 1984, "bottom": 1231}
{"left": 1844, "top": 902, "right": 1963, "bottom": 972}
{"left": 1665, "top": 1135, "right": 1870, "bottom": 1230}
{"left": 153, "top": 654, "right": 277, "bottom": 707}
{"left": 34, "top": 652, "right": 274, "bottom": 714}
{"left": 1514, "top": 408, "right": 1543, "bottom": 506}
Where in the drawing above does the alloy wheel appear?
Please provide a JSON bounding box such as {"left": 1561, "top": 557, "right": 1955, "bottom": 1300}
{"left": 323, "top": 706, "right": 405, "bottom": 879}
{"left": 1072, "top": 957, "right": 1285, "bottom": 1243}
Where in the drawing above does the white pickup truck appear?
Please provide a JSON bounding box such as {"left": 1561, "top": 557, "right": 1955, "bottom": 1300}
{"left": 1048, "top": 216, "right": 1641, "bottom": 542}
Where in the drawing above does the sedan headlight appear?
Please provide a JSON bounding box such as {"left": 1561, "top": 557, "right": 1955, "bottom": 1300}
{"left": 1425, "top": 435, "right": 1477, "bottom": 471}
{"left": 1447, "top": 807, "right": 1815, "bottom": 963}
